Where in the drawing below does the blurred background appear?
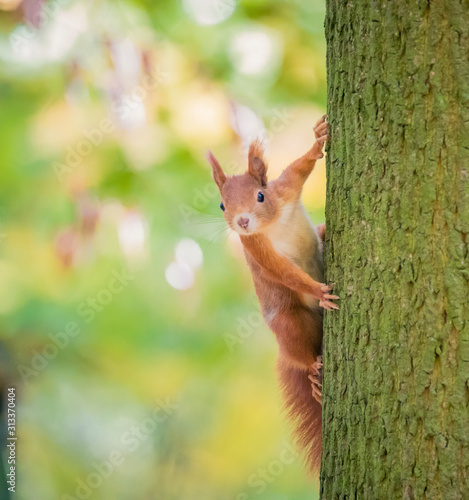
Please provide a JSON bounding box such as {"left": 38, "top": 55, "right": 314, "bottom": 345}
{"left": 0, "top": 0, "right": 327, "bottom": 498}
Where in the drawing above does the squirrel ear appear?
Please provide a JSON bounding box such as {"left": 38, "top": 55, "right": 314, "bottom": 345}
{"left": 248, "top": 139, "right": 268, "bottom": 187}
{"left": 206, "top": 151, "right": 226, "bottom": 191}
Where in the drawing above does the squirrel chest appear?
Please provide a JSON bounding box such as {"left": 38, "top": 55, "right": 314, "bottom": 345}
{"left": 265, "top": 202, "right": 323, "bottom": 285}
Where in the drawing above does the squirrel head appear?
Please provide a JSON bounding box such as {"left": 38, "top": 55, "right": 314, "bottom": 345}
{"left": 207, "top": 140, "right": 279, "bottom": 236}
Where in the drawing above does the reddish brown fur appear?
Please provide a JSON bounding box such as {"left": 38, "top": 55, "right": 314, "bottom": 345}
{"left": 207, "top": 116, "right": 337, "bottom": 474}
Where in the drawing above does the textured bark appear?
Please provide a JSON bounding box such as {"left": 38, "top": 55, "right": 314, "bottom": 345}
{"left": 321, "top": 1, "right": 469, "bottom": 499}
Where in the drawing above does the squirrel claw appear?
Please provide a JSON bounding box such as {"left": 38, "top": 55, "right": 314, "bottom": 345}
{"left": 319, "top": 284, "right": 339, "bottom": 310}
{"left": 309, "top": 357, "right": 323, "bottom": 403}
{"left": 312, "top": 117, "right": 329, "bottom": 159}
{"left": 310, "top": 356, "right": 323, "bottom": 374}
{"left": 311, "top": 386, "right": 322, "bottom": 404}
{"left": 309, "top": 377, "right": 322, "bottom": 403}
{"left": 313, "top": 116, "right": 328, "bottom": 136}
{"left": 316, "top": 134, "right": 328, "bottom": 143}
{"left": 308, "top": 374, "right": 322, "bottom": 388}
{"left": 320, "top": 300, "right": 339, "bottom": 310}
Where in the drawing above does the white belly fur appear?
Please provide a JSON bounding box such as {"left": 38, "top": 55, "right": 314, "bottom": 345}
{"left": 265, "top": 202, "right": 323, "bottom": 294}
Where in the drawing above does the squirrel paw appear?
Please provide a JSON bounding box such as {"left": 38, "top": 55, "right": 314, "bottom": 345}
{"left": 318, "top": 283, "right": 339, "bottom": 310}
{"left": 311, "top": 115, "right": 329, "bottom": 159}
{"left": 308, "top": 356, "right": 323, "bottom": 403}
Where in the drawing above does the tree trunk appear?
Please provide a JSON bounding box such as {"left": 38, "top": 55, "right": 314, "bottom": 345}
{"left": 321, "top": 1, "right": 469, "bottom": 499}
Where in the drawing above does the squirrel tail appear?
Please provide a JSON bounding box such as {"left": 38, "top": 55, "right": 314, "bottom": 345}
{"left": 277, "top": 358, "right": 322, "bottom": 474}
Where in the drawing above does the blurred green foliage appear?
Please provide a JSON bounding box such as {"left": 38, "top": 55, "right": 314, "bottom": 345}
{"left": 0, "top": 0, "right": 326, "bottom": 498}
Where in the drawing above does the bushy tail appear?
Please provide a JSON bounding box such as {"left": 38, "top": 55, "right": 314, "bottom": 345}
{"left": 277, "top": 358, "right": 322, "bottom": 474}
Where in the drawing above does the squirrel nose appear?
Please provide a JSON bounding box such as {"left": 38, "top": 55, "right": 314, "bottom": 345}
{"left": 237, "top": 217, "right": 249, "bottom": 229}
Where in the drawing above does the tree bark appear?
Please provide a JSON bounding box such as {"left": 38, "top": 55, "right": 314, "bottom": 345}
{"left": 321, "top": 1, "right": 469, "bottom": 499}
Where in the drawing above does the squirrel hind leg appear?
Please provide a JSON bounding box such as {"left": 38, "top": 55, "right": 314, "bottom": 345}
{"left": 308, "top": 356, "right": 323, "bottom": 404}
{"left": 270, "top": 307, "right": 323, "bottom": 370}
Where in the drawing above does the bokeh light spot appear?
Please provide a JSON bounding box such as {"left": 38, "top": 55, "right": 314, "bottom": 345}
{"left": 165, "top": 261, "right": 194, "bottom": 290}
{"left": 183, "top": 0, "right": 235, "bottom": 26}
{"left": 175, "top": 238, "right": 203, "bottom": 270}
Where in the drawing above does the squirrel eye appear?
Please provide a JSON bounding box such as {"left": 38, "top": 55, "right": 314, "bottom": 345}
{"left": 257, "top": 192, "right": 264, "bottom": 203}
{"left": 220, "top": 202, "right": 225, "bottom": 211}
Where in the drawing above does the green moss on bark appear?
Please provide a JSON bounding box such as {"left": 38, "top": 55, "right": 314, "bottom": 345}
{"left": 321, "top": 1, "right": 469, "bottom": 498}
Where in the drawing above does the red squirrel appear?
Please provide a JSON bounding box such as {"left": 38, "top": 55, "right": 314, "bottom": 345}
{"left": 206, "top": 115, "right": 338, "bottom": 472}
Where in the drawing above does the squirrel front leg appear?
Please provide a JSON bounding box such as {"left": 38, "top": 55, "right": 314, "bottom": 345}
{"left": 278, "top": 116, "right": 328, "bottom": 192}
{"left": 241, "top": 234, "right": 338, "bottom": 309}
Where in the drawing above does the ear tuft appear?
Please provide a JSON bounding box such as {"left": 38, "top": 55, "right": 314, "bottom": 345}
{"left": 206, "top": 151, "right": 226, "bottom": 191}
{"left": 248, "top": 139, "right": 268, "bottom": 187}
